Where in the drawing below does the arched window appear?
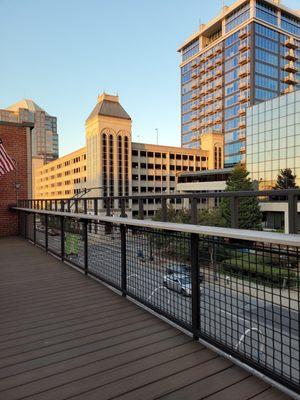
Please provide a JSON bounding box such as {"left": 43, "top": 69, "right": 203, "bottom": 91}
{"left": 124, "top": 136, "right": 129, "bottom": 201}
{"left": 102, "top": 133, "right": 107, "bottom": 198}
{"left": 118, "top": 135, "right": 123, "bottom": 197}
{"left": 109, "top": 134, "right": 114, "bottom": 197}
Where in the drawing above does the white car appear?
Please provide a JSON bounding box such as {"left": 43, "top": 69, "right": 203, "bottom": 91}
{"left": 163, "top": 273, "right": 193, "bottom": 296}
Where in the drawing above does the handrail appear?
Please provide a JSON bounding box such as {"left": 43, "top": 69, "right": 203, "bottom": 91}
{"left": 13, "top": 207, "right": 300, "bottom": 247}
{"left": 18, "top": 188, "right": 300, "bottom": 202}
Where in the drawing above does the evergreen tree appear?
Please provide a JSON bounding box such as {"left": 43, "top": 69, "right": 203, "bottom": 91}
{"left": 273, "top": 168, "right": 298, "bottom": 189}
{"left": 220, "top": 164, "right": 262, "bottom": 230}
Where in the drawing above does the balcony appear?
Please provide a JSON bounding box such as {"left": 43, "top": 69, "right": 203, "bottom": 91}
{"left": 191, "top": 81, "right": 199, "bottom": 90}
{"left": 7, "top": 198, "right": 300, "bottom": 399}
{"left": 191, "top": 113, "right": 198, "bottom": 121}
{"left": 215, "top": 79, "right": 222, "bottom": 89}
{"left": 191, "top": 102, "right": 199, "bottom": 110}
{"left": 283, "top": 74, "right": 298, "bottom": 85}
{"left": 239, "top": 92, "right": 248, "bottom": 103}
{"left": 191, "top": 71, "right": 198, "bottom": 79}
{"left": 283, "top": 85, "right": 294, "bottom": 94}
{"left": 239, "top": 41, "right": 250, "bottom": 52}
{"left": 191, "top": 123, "right": 200, "bottom": 131}
{"left": 239, "top": 54, "right": 250, "bottom": 65}
{"left": 239, "top": 119, "right": 246, "bottom": 128}
{"left": 285, "top": 37, "right": 298, "bottom": 49}
{"left": 207, "top": 61, "right": 214, "bottom": 71}
{"left": 215, "top": 90, "right": 222, "bottom": 100}
{"left": 238, "top": 67, "right": 249, "bottom": 78}
{"left": 215, "top": 68, "right": 222, "bottom": 77}
{"left": 206, "top": 96, "right": 213, "bottom": 104}
{"left": 239, "top": 28, "right": 249, "bottom": 39}
{"left": 215, "top": 44, "right": 223, "bottom": 54}
{"left": 285, "top": 49, "right": 298, "bottom": 61}
{"left": 284, "top": 62, "right": 298, "bottom": 73}
{"left": 238, "top": 130, "right": 246, "bottom": 140}
{"left": 191, "top": 91, "right": 199, "bottom": 100}
{"left": 215, "top": 103, "right": 222, "bottom": 111}
{"left": 215, "top": 56, "right": 223, "bottom": 66}
{"left": 191, "top": 60, "right": 199, "bottom": 69}
{"left": 215, "top": 116, "right": 222, "bottom": 123}
{"left": 239, "top": 80, "right": 250, "bottom": 90}
{"left": 240, "top": 145, "right": 246, "bottom": 153}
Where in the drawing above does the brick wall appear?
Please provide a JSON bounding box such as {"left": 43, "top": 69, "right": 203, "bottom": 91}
{"left": 0, "top": 123, "right": 29, "bottom": 237}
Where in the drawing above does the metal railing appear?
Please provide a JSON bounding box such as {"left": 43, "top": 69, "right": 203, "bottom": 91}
{"left": 15, "top": 206, "right": 300, "bottom": 395}
{"left": 18, "top": 189, "right": 300, "bottom": 233}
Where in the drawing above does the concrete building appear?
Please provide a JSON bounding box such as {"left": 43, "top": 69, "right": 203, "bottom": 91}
{"left": 178, "top": 0, "right": 300, "bottom": 168}
{"left": 34, "top": 93, "right": 224, "bottom": 217}
{"left": 2, "top": 99, "right": 59, "bottom": 164}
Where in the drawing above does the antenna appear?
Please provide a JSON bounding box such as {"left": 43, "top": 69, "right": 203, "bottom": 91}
{"left": 155, "top": 128, "right": 158, "bottom": 145}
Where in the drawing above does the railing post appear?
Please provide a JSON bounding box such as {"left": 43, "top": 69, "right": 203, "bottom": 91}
{"left": 24, "top": 212, "right": 27, "bottom": 239}
{"left": 60, "top": 200, "right": 64, "bottom": 212}
{"left": 33, "top": 213, "right": 36, "bottom": 244}
{"left": 191, "top": 197, "right": 198, "bottom": 225}
{"left": 288, "top": 193, "right": 298, "bottom": 234}
{"left": 161, "top": 197, "right": 167, "bottom": 222}
{"left": 138, "top": 198, "right": 144, "bottom": 220}
{"left": 45, "top": 214, "right": 48, "bottom": 251}
{"left": 120, "top": 224, "right": 127, "bottom": 297}
{"left": 55, "top": 200, "right": 58, "bottom": 211}
{"left": 75, "top": 199, "right": 78, "bottom": 213}
{"left": 61, "top": 216, "right": 65, "bottom": 260}
{"left": 230, "top": 196, "right": 239, "bottom": 229}
{"left": 93, "top": 199, "right": 98, "bottom": 216}
{"left": 67, "top": 199, "right": 71, "bottom": 213}
{"left": 83, "top": 220, "right": 88, "bottom": 275}
{"left": 120, "top": 198, "right": 126, "bottom": 218}
{"left": 191, "top": 232, "right": 200, "bottom": 340}
{"left": 106, "top": 198, "right": 111, "bottom": 216}
{"left": 84, "top": 199, "right": 87, "bottom": 214}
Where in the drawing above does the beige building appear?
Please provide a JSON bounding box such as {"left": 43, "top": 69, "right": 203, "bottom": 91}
{"left": 34, "top": 93, "right": 224, "bottom": 217}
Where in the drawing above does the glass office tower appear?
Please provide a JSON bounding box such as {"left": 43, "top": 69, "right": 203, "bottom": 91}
{"left": 246, "top": 89, "right": 300, "bottom": 189}
{"left": 178, "top": 0, "right": 300, "bottom": 167}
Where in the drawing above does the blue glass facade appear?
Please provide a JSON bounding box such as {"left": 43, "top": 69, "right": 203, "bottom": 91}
{"left": 180, "top": 0, "right": 300, "bottom": 168}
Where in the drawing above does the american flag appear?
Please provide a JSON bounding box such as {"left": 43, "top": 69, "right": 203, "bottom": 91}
{"left": 0, "top": 138, "right": 15, "bottom": 176}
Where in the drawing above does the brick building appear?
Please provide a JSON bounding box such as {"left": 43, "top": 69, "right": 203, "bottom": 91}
{"left": 0, "top": 121, "right": 33, "bottom": 236}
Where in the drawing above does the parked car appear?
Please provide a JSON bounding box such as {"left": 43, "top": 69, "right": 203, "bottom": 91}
{"left": 163, "top": 273, "right": 203, "bottom": 297}
{"left": 165, "top": 264, "right": 204, "bottom": 283}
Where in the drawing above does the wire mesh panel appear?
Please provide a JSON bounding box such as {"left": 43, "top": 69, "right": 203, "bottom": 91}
{"left": 126, "top": 227, "right": 192, "bottom": 329}
{"left": 47, "top": 215, "right": 62, "bottom": 257}
{"left": 87, "top": 221, "right": 122, "bottom": 287}
{"left": 198, "top": 235, "right": 300, "bottom": 390}
{"left": 35, "top": 214, "right": 46, "bottom": 248}
{"left": 19, "top": 211, "right": 26, "bottom": 237}
{"left": 26, "top": 213, "right": 35, "bottom": 242}
{"left": 64, "top": 217, "right": 84, "bottom": 269}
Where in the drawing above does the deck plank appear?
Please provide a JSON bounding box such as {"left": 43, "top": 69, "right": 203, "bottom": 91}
{"left": 0, "top": 237, "right": 293, "bottom": 400}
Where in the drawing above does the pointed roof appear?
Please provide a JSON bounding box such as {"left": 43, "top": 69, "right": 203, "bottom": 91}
{"left": 6, "top": 99, "right": 49, "bottom": 115}
{"left": 86, "top": 93, "right": 131, "bottom": 123}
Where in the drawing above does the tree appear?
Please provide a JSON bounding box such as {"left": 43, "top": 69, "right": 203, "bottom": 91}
{"left": 219, "top": 164, "right": 262, "bottom": 230}
{"left": 197, "top": 208, "right": 224, "bottom": 227}
{"left": 273, "top": 168, "right": 299, "bottom": 190}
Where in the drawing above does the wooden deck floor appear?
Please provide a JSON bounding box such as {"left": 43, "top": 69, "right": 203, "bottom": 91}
{"left": 0, "top": 237, "right": 293, "bottom": 400}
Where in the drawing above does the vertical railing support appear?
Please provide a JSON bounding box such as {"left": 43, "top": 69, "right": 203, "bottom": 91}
{"left": 83, "top": 220, "right": 88, "bottom": 275}
{"left": 33, "top": 213, "right": 36, "bottom": 244}
{"left": 45, "top": 214, "right": 48, "bottom": 251}
{"left": 161, "top": 197, "right": 167, "bottom": 222}
{"left": 60, "top": 216, "right": 65, "bottom": 261}
{"left": 191, "top": 197, "right": 198, "bottom": 225}
{"left": 120, "top": 198, "right": 126, "bottom": 218}
{"left": 24, "top": 212, "right": 27, "bottom": 240}
{"left": 138, "top": 198, "right": 144, "bottom": 220}
{"left": 230, "top": 196, "right": 239, "bottom": 229}
{"left": 288, "top": 193, "right": 298, "bottom": 234}
{"left": 191, "top": 232, "right": 200, "bottom": 340}
{"left": 120, "top": 224, "right": 127, "bottom": 297}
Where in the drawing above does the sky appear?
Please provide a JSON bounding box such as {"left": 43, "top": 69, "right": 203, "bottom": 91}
{"left": 1, "top": 0, "right": 299, "bottom": 156}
